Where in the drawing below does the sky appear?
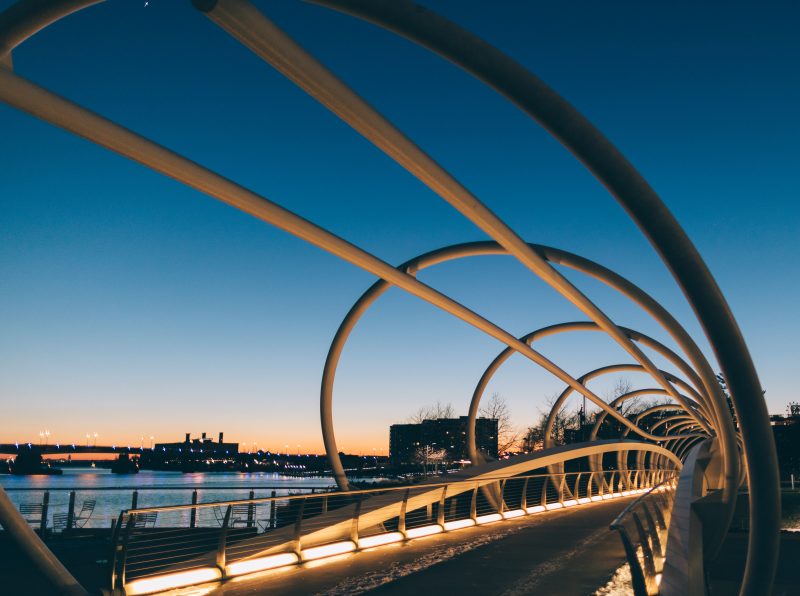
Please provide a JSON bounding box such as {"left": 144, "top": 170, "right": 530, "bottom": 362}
{"left": 1, "top": 0, "right": 798, "bottom": 454}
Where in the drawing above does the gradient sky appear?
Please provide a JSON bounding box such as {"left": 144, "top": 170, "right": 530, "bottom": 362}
{"left": 1, "top": 0, "right": 798, "bottom": 454}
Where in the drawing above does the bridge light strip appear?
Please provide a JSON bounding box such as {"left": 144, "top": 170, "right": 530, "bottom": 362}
{"left": 301, "top": 540, "right": 356, "bottom": 561}
{"left": 404, "top": 524, "right": 444, "bottom": 538}
{"left": 444, "top": 518, "right": 476, "bottom": 531}
{"left": 124, "top": 567, "right": 222, "bottom": 595}
{"left": 358, "top": 532, "right": 405, "bottom": 549}
{"left": 225, "top": 553, "right": 299, "bottom": 577}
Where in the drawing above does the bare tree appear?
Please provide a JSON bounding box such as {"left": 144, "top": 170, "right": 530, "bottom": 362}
{"left": 522, "top": 392, "right": 581, "bottom": 450}
{"left": 479, "top": 392, "right": 520, "bottom": 453}
{"left": 407, "top": 400, "right": 455, "bottom": 423}
{"left": 414, "top": 445, "right": 448, "bottom": 476}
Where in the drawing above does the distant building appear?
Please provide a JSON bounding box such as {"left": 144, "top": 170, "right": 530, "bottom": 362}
{"left": 389, "top": 417, "right": 498, "bottom": 466}
{"left": 154, "top": 432, "right": 239, "bottom": 459}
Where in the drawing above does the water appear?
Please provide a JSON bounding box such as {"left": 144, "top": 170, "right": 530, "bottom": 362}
{"left": 0, "top": 468, "right": 339, "bottom": 528}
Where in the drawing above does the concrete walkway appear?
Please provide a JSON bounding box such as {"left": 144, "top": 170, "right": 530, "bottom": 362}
{"left": 175, "top": 497, "right": 633, "bottom": 596}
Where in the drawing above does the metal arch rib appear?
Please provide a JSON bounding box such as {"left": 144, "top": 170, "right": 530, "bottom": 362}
{"left": 319, "top": 241, "right": 721, "bottom": 490}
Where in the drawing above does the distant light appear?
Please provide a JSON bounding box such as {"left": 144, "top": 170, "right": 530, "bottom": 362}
{"left": 124, "top": 567, "right": 222, "bottom": 595}
{"left": 301, "top": 541, "right": 355, "bottom": 561}
{"left": 225, "top": 553, "right": 297, "bottom": 577}
{"left": 404, "top": 524, "right": 442, "bottom": 539}
{"left": 357, "top": 532, "right": 404, "bottom": 549}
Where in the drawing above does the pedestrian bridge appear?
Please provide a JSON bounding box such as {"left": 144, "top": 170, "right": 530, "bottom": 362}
{"left": 0, "top": 1, "right": 781, "bottom": 595}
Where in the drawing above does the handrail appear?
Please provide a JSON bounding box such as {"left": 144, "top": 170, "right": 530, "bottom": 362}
{"left": 121, "top": 469, "right": 667, "bottom": 515}
{"left": 112, "top": 466, "right": 678, "bottom": 594}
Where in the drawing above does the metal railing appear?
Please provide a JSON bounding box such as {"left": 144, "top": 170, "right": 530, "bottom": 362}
{"left": 1, "top": 485, "right": 332, "bottom": 531}
{"left": 111, "top": 468, "right": 677, "bottom": 594}
{"left": 610, "top": 480, "right": 678, "bottom": 596}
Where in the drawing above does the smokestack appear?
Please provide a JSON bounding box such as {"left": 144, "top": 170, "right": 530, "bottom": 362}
{"left": 218, "top": 432, "right": 224, "bottom": 444}
{"left": 185, "top": 433, "right": 190, "bottom": 443}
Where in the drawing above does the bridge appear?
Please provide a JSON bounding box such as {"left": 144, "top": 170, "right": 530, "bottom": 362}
{"left": 0, "top": 1, "right": 782, "bottom": 595}
{"left": 1, "top": 444, "right": 154, "bottom": 456}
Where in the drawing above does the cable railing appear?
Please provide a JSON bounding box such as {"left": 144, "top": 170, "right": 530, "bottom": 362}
{"left": 609, "top": 480, "right": 678, "bottom": 596}
{"left": 1, "top": 485, "right": 333, "bottom": 531}
{"left": 111, "top": 468, "right": 677, "bottom": 595}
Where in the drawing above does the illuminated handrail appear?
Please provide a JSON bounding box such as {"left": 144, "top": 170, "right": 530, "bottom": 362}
{"left": 111, "top": 465, "right": 678, "bottom": 594}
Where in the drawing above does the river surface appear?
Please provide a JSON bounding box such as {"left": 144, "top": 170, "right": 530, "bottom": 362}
{"left": 0, "top": 468, "right": 346, "bottom": 528}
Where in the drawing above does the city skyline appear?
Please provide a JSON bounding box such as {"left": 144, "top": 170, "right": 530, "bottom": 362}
{"left": 2, "top": 0, "right": 798, "bottom": 453}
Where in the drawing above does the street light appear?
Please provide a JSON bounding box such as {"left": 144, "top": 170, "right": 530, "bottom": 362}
{"left": 85, "top": 433, "right": 90, "bottom": 447}
{"left": 149, "top": 436, "right": 154, "bottom": 449}
{"left": 93, "top": 432, "right": 98, "bottom": 447}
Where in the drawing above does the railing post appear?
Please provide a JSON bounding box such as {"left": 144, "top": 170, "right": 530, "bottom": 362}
{"left": 498, "top": 480, "right": 505, "bottom": 515}
{"left": 437, "top": 486, "right": 447, "bottom": 526}
{"left": 521, "top": 477, "right": 529, "bottom": 510}
{"left": 270, "top": 490, "right": 277, "bottom": 528}
{"left": 398, "top": 488, "right": 409, "bottom": 535}
{"left": 541, "top": 475, "right": 549, "bottom": 506}
{"left": 131, "top": 490, "right": 138, "bottom": 510}
{"left": 470, "top": 485, "right": 478, "bottom": 522}
{"left": 792, "top": 474, "right": 795, "bottom": 491}
{"left": 573, "top": 473, "right": 581, "bottom": 500}
{"left": 108, "top": 512, "right": 125, "bottom": 589}
{"left": 641, "top": 503, "right": 663, "bottom": 564}
{"left": 118, "top": 513, "right": 136, "bottom": 589}
{"left": 292, "top": 498, "right": 306, "bottom": 556}
{"left": 351, "top": 494, "right": 362, "bottom": 544}
{"left": 632, "top": 512, "right": 657, "bottom": 593}
{"left": 587, "top": 472, "right": 593, "bottom": 500}
{"left": 190, "top": 490, "right": 198, "bottom": 528}
{"left": 40, "top": 491, "right": 49, "bottom": 534}
{"left": 216, "top": 505, "right": 232, "bottom": 577}
{"left": 322, "top": 494, "right": 328, "bottom": 514}
{"left": 247, "top": 490, "right": 255, "bottom": 528}
{"left": 613, "top": 525, "right": 649, "bottom": 596}
{"left": 66, "top": 491, "right": 76, "bottom": 532}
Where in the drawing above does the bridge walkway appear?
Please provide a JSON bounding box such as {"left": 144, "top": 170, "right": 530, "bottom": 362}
{"left": 185, "top": 496, "right": 633, "bottom": 596}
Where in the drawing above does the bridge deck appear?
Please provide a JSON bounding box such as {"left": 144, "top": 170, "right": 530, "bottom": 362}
{"left": 177, "top": 496, "right": 634, "bottom": 596}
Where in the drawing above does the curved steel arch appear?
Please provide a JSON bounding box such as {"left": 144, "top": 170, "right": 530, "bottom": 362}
{"left": 544, "top": 363, "right": 708, "bottom": 450}
{"left": 464, "top": 322, "right": 714, "bottom": 465}
{"left": 318, "top": 240, "right": 721, "bottom": 489}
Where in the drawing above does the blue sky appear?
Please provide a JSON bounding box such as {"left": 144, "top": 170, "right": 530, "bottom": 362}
{"left": 1, "top": 0, "right": 798, "bottom": 452}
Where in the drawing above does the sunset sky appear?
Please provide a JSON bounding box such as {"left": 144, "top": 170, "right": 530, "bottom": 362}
{"left": 1, "top": 0, "right": 798, "bottom": 454}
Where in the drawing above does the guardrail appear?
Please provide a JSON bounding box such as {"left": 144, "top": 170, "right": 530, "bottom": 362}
{"left": 1, "top": 485, "right": 333, "bottom": 531}
{"left": 609, "top": 480, "right": 677, "bottom": 596}
{"left": 111, "top": 468, "right": 677, "bottom": 595}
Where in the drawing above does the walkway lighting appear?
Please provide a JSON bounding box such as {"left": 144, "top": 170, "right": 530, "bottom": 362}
{"left": 443, "top": 519, "right": 475, "bottom": 531}
{"left": 404, "top": 524, "right": 443, "bottom": 539}
{"left": 301, "top": 540, "right": 356, "bottom": 561}
{"left": 357, "top": 532, "right": 404, "bottom": 549}
{"left": 124, "top": 567, "right": 222, "bottom": 595}
{"left": 476, "top": 513, "right": 503, "bottom": 525}
{"left": 225, "top": 553, "right": 298, "bottom": 577}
